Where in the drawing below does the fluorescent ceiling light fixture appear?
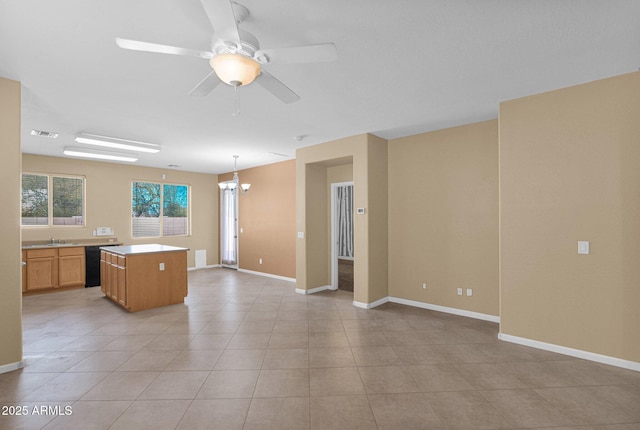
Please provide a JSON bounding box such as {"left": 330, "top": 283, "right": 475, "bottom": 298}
{"left": 64, "top": 146, "right": 138, "bottom": 162}
{"left": 74, "top": 133, "right": 160, "bottom": 153}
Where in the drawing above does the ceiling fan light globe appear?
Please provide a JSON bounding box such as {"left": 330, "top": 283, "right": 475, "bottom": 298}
{"left": 210, "top": 53, "right": 261, "bottom": 86}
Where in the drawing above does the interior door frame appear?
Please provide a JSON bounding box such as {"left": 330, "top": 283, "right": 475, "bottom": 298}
{"left": 330, "top": 181, "right": 354, "bottom": 290}
{"left": 220, "top": 181, "right": 239, "bottom": 270}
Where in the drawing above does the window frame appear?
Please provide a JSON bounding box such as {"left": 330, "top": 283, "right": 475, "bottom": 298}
{"left": 21, "top": 172, "right": 86, "bottom": 228}
{"left": 131, "top": 180, "right": 191, "bottom": 238}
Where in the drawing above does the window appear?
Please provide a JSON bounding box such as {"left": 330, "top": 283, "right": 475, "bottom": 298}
{"left": 21, "top": 173, "right": 85, "bottom": 226}
{"left": 132, "top": 181, "right": 189, "bottom": 237}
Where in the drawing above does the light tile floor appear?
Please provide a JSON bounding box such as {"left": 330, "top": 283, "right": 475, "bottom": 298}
{"left": 1, "top": 268, "right": 639, "bottom": 429}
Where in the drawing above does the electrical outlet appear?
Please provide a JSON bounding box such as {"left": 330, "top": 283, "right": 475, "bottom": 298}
{"left": 466, "top": 288, "right": 473, "bottom": 297}
{"left": 422, "top": 282, "right": 427, "bottom": 289}
{"left": 457, "top": 288, "right": 463, "bottom": 296}
{"left": 159, "top": 263, "right": 165, "bottom": 271}
{"left": 259, "top": 258, "right": 263, "bottom": 265}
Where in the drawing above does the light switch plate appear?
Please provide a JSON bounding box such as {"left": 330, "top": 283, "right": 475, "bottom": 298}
{"left": 578, "top": 241, "right": 590, "bottom": 255}
{"left": 297, "top": 232, "right": 304, "bottom": 239}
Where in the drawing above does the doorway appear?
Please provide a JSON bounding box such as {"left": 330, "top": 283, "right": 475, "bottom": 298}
{"left": 220, "top": 182, "right": 238, "bottom": 269}
{"left": 331, "top": 182, "right": 354, "bottom": 291}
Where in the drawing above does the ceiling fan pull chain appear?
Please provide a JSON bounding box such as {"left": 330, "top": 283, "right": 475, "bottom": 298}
{"left": 232, "top": 81, "right": 241, "bottom": 116}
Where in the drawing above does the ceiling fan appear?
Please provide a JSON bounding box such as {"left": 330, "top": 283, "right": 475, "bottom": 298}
{"left": 115, "top": 0, "right": 337, "bottom": 104}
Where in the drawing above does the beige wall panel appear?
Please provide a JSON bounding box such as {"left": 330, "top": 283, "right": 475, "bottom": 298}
{"left": 219, "top": 160, "right": 296, "bottom": 278}
{"left": 388, "top": 120, "right": 499, "bottom": 316}
{"left": 326, "top": 164, "right": 354, "bottom": 185}
{"left": 366, "top": 134, "right": 389, "bottom": 303}
{"left": 306, "top": 164, "right": 329, "bottom": 287}
{"left": 296, "top": 136, "right": 362, "bottom": 291}
{"left": 21, "top": 154, "right": 218, "bottom": 268}
{"left": 0, "top": 77, "right": 23, "bottom": 369}
{"left": 296, "top": 134, "right": 388, "bottom": 304}
{"left": 499, "top": 72, "right": 640, "bottom": 362}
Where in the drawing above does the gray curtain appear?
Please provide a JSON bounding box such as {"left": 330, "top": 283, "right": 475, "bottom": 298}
{"left": 337, "top": 185, "right": 354, "bottom": 258}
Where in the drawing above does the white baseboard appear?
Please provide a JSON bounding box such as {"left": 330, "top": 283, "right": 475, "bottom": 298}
{"left": 296, "top": 285, "right": 331, "bottom": 295}
{"left": 188, "top": 264, "right": 220, "bottom": 271}
{"left": 499, "top": 333, "right": 640, "bottom": 372}
{"left": 0, "top": 360, "right": 24, "bottom": 375}
{"left": 389, "top": 296, "right": 500, "bottom": 323}
{"left": 238, "top": 268, "right": 296, "bottom": 283}
{"left": 353, "top": 296, "right": 389, "bottom": 309}
{"left": 351, "top": 295, "right": 499, "bottom": 322}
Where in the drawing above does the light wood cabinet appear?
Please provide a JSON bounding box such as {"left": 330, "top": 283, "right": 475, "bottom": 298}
{"left": 58, "top": 247, "right": 86, "bottom": 288}
{"left": 24, "top": 246, "right": 85, "bottom": 293}
{"left": 25, "top": 248, "right": 58, "bottom": 291}
{"left": 100, "top": 246, "right": 187, "bottom": 312}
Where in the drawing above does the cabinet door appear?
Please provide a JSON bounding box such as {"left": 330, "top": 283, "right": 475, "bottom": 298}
{"left": 107, "top": 254, "right": 118, "bottom": 299}
{"left": 26, "top": 257, "right": 57, "bottom": 290}
{"left": 116, "top": 256, "right": 126, "bottom": 306}
{"left": 100, "top": 252, "right": 106, "bottom": 293}
{"left": 103, "top": 253, "right": 111, "bottom": 297}
{"left": 117, "top": 262, "right": 126, "bottom": 307}
{"left": 59, "top": 254, "right": 86, "bottom": 287}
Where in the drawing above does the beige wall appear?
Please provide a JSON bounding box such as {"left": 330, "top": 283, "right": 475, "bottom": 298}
{"left": 22, "top": 154, "right": 218, "bottom": 268}
{"left": 388, "top": 120, "right": 499, "bottom": 316}
{"left": 366, "top": 134, "right": 389, "bottom": 303}
{"left": 499, "top": 71, "right": 640, "bottom": 362}
{"left": 219, "top": 160, "right": 296, "bottom": 278}
{"left": 305, "top": 163, "right": 329, "bottom": 287}
{"left": 0, "top": 77, "right": 23, "bottom": 369}
{"left": 326, "top": 164, "right": 354, "bottom": 186}
{"left": 296, "top": 134, "right": 388, "bottom": 305}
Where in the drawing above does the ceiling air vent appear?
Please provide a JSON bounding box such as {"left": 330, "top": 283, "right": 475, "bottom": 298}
{"left": 31, "top": 129, "right": 59, "bottom": 138}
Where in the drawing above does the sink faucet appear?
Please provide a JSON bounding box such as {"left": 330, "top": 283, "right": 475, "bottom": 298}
{"left": 50, "top": 237, "right": 55, "bottom": 244}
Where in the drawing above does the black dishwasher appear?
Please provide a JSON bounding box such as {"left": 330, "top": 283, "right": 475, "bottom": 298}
{"left": 85, "top": 245, "right": 117, "bottom": 287}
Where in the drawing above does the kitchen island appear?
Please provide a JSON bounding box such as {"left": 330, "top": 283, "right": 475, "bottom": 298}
{"left": 100, "top": 244, "right": 188, "bottom": 312}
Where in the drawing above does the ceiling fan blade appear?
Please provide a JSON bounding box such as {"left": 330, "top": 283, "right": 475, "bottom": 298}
{"left": 116, "top": 38, "right": 213, "bottom": 59}
{"left": 199, "top": 0, "right": 241, "bottom": 43}
{"left": 187, "top": 71, "right": 221, "bottom": 96}
{"left": 255, "top": 70, "right": 300, "bottom": 104}
{"left": 255, "top": 43, "right": 338, "bottom": 64}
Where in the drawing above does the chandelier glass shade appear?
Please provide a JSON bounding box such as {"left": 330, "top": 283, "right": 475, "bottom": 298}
{"left": 218, "top": 157, "right": 251, "bottom": 195}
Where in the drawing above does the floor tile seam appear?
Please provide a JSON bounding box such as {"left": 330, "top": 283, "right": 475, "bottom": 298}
{"left": 477, "top": 387, "right": 581, "bottom": 428}
{"left": 68, "top": 398, "right": 134, "bottom": 430}
{"left": 531, "top": 386, "right": 640, "bottom": 425}
{"left": 580, "top": 384, "right": 640, "bottom": 420}
{"left": 34, "top": 371, "right": 113, "bottom": 404}
{"left": 363, "top": 392, "right": 445, "bottom": 429}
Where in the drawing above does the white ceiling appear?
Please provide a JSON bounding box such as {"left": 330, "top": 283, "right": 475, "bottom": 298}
{"left": 1, "top": 0, "right": 639, "bottom": 174}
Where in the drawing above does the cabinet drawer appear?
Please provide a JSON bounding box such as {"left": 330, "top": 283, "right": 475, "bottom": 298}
{"left": 27, "top": 248, "right": 57, "bottom": 258}
{"left": 58, "top": 246, "right": 84, "bottom": 256}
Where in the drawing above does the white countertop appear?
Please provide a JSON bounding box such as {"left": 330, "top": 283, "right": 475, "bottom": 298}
{"left": 100, "top": 244, "right": 189, "bottom": 255}
{"left": 23, "top": 241, "right": 122, "bottom": 250}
